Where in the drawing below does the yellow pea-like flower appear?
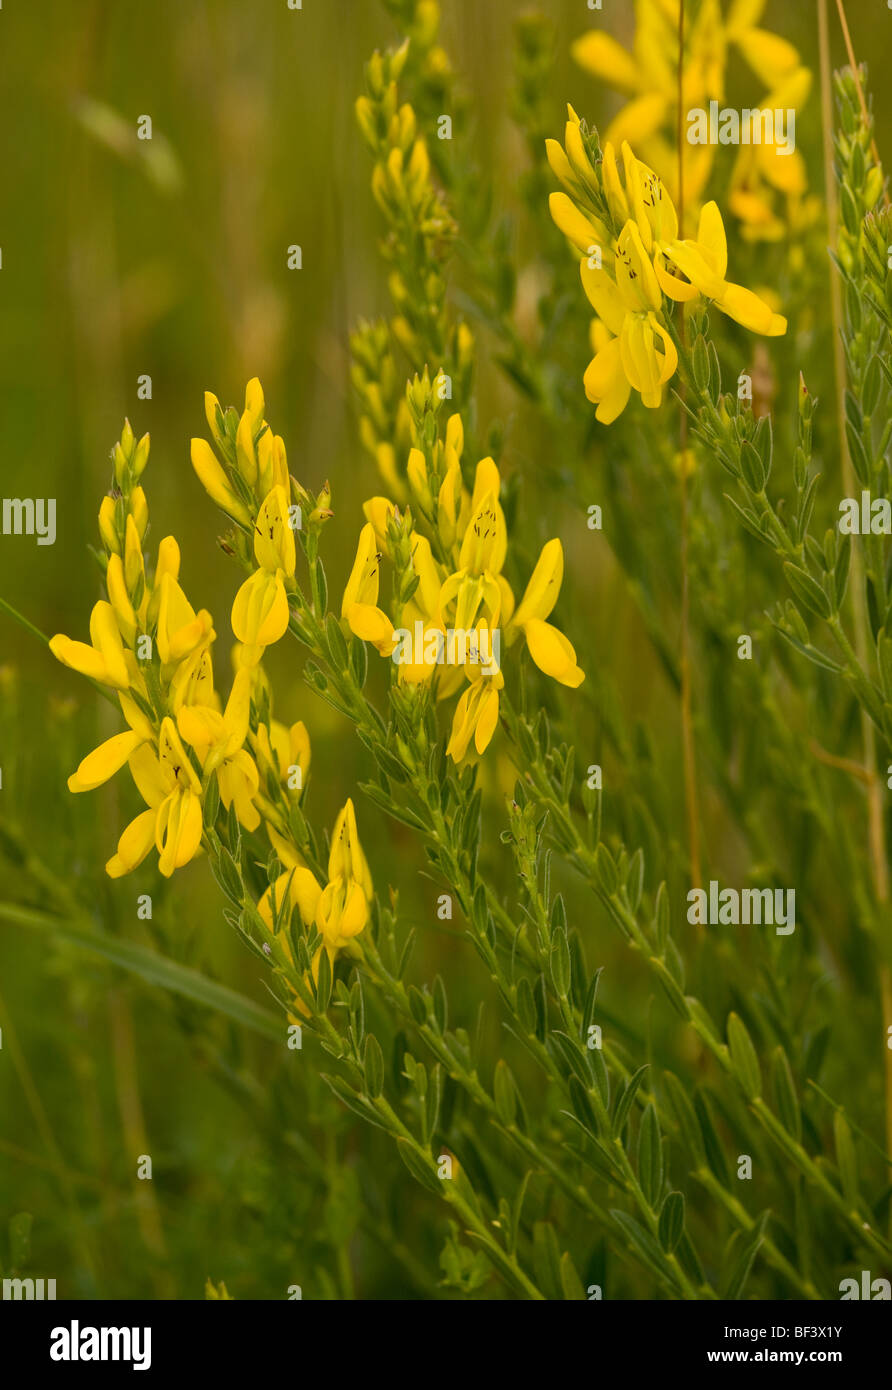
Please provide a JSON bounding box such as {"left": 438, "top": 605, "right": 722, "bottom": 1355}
{"left": 341, "top": 522, "right": 395, "bottom": 655}
{"left": 191, "top": 437, "right": 251, "bottom": 527}
{"left": 67, "top": 729, "right": 146, "bottom": 794}
{"left": 328, "top": 797, "right": 373, "bottom": 902}
{"left": 156, "top": 574, "right": 215, "bottom": 667}
{"left": 253, "top": 486, "right": 296, "bottom": 578}
{"left": 50, "top": 600, "right": 130, "bottom": 691}
{"left": 446, "top": 677, "right": 503, "bottom": 762}
{"left": 231, "top": 568, "right": 290, "bottom": 656}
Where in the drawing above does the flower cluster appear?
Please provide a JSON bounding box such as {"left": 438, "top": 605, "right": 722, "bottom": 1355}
{"left": 50, "top": 397, "right": 314, "bottom": 888}
{"left": 548, "top": 114, "right": 787, "bottom": 422}
{"left": 259, "top": 798, "right": 373, "bottom": 1014}
{"left": 571, "top": 0, "right": 817, "bottom": 241}
{"left": 341, "top": 387, "right": 584, "bottom": 761}
{"left": 352, "top": 38, "right": 473, "bottom": 500}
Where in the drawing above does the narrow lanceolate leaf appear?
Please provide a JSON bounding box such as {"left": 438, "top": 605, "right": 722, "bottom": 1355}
{"left": 658, "top": 1191, "right": 685, "bottom": 1254}
{"left": 612, "top": 1064, "right": 650, "bottom": 1139}
{"left": 663, "top": 1072, "right": 706, "bottom": 1166}
{"left": 396, "top": 1138, "right": 442, "bottom": 1195}
{"left": 550, "top": 928, "right": 571, "bottom": 998}
{"left": 771, "top": 1047, "right": 802, "bottom": 1144}
{"left": 532, "top": 1222, "right": 563, "bottom": 1301}
{"left": 783, "top": 563, "right": 831, "bottom": 620}
{"left": 637, "top": 1104, "right": 663, "bottom": 1208}
{"left": 727, "top": 1012, "right": 762, "bottom": 1100}
{"left": 363, "top": 1034, "right": 384, "bottom": 1099}
{"left": 722, "top": 1213, "right": 769, "bottom": 1300}
{"left": 695, "top": 1091, "right": 731, "bottom": 1187}
{"left": 0, "top": 903, "right": 284, "bottom": 1041}
{"left": 315, "top": 945, "right": 332, "bottom": 1012}
{"left": 833, "top": 1111, "right": 860, "bottom": 1207}
{"left": 609, "top": 1211, "right": 680, "bottom": 1294}
{"left": 653, "top": 882, "right": 670, "bottom": 952}
{"left": 559, "top": 1250, "right": 588, "bottom": 1301}
{"left": 493, "top": 1060, "right": 518, "bottom": 1127}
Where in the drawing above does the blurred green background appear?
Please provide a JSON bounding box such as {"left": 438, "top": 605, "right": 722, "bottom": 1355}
{"left": 1, "top": 0, "right": 891, "bottom": 1299}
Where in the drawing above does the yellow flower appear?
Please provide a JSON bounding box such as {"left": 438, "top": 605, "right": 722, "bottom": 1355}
{"left": 191, "top": 438, "right": 251, "bottom": 526}
{"left": 252, "top": 718, "right": 311, "bottom": 796}
{"left": 106, "top": 719, "right": 203, "bottom": 879}
{"left": 446, "top": 675, "right": 503, "bottom": 761}
{"left": 259, "top": 798, "right": 373, "bottom": 1011}
{"left": 550, "top": 135, "right": 787, "bottom": 419}
{"left": 655, "top": 196, "right": 787, "bottom": 334}
{"left": 508, "top": 539, "right": 585, "bottom": 689}
{"left": 177, "top": 667, "right": 261, "bottom": 831}
{"left": 156, "top": 573, "right": 215, "bottom": 667}
{"left": 50, "top": 600, "right": 131, "bottom": 690}
{"left": 230, "top": 488, "right": 297, "bottom": 660}
{"left": 341, "top": 522, "right": 396, "bottom": 655}
{"left": 579, "top": 223, "right": 678, "bottom": 422}
{"left": 570, "top": 0, "right": 808, "bottom": 221}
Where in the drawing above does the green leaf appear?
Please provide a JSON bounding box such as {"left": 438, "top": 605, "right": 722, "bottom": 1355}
{"left": 695, "top": 1091, "right": 731, "bottom": 1187}
{"left": 423, "top": 1064, "right": 442, "bottom": 1144}
{"left": 349, "top": 634, "right": 368, "bottom": 688}
{"left": 594, "top": 844, "right": 618, "bottom": 895}
{"left": 432, "top": 974, "right": 448, "bottom": 1032}
{"left": 626, "top": 847, "right": 644, "bottom": 914}
{"left": 722, "top": 1213, "right": 768, "bottom": 1299}
{"left": 396, "top": 1139, "right": 442, "bottom": 1195}
{"left": 658, "top": 1191, "right": 685, "bottom": 1254}
{"left": 663, "top": 1071, "right": 705, "bottom": 1165}
{"left": 611, "top": 1064, "right": 649, "bottom": 1139}
{"left": 0, "top": 903, "right": 284, "bottom": 1041}
{"left": 637, "top": 1103, "right": 663, "bottom": 1208}
{"left": 833, "top": 1111, "right": 859, "bottom": 1206}
{"left": 550, "top": 929, "right": 571, "bottom": 998}
{"left": 559, "top": 1250, "right": 588, "bottom": 1301}
{"left": 771, "top": 1047, "right": 801, "bottom": 1144}
{"left": 322, "top": 1074, "right": 389, "bottom": 1132}
{"left": 581, "top": 967, "right": 602, "bottom": 1042}
{"left": 653, "top": 881, "right": 670, "bottom": 951}
{"left": 740, "top": 440, "right": 767, "bottom": 493}
{"left": 609, "top": 1210, "right": 678, "bottom": 1292}
{"left": 727, "top": 1012, "right": 762, "bottom": 1100}
{"left": 783, "top": 563, "right": 831, "bottom": 620}
{"left": 493, "top": 1059, "right": 517, "bottom": 1126}
{"left": 532, "top": 1221, "right": 563, "bottom": 1301}
{"left": 315, "top": 946, "right": 332, "bottom": 1012}
{"left": 363, "top": 1034, "right": 384, "bottom": 1099}
{"left": 515, "top": 976, "right": 537, "bottom": 1034}
{"left": 407, "top": 985, "right": 428, "bottom": 1024}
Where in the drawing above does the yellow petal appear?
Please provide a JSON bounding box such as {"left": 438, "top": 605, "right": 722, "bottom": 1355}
{"left": 715, "top": 282, "right": 787, "bottom": 335}
{"left": 106, "top": 809, "right": 158, "bottom": 878}
{"left": 156, "top": 787, "right": 203, "bottom": 877}
{"left": 695, "top": 201, "right": 728, "bottom": 278}
{"left": 570, "top": 32, "right": 641, "bottom": 92}
{"left": 68, "top": 730, "right": 144, "bottom": 793}
{"left": 232, "top": 569, "right": 290, "bottom": 647}
{"left": 190, "top": 439, "right": 251, "bottom": 526}
{"left": 341, "top": 523, "right": 381, "bottom": 614}
{"left": 524, "top": 618, "right": 585, "bottom": 687}
{"left": 615, "top": 220, "right": 662, "bottom": 312}
{"left": 254, "top": 486, "right": 296, "bottom": 577}
{"left": 579, "top": 262, "right": 628, "bottom": 337}
{"left": 549, "top": 192, "right": 609, "bottom": 257}
{"left": 474, "top": 684, "right": 500, "bottom": 754}
{"left": 512, "top": 539, "right": 564, "bottom": 628}
{"left": 583, "top": 336, "right": 631, "bottom": 424}
{"left": 605, "top": 94, "right": 668, "bottom": 151}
